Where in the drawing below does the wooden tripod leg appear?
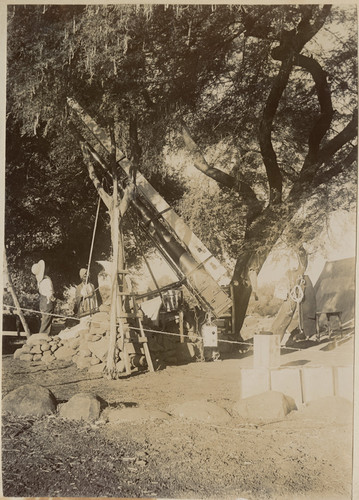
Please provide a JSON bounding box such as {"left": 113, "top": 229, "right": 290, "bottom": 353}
{"left": 138, "top": 318, "right": 154, "bottom": 372}
{"left": 123, "top": 342, "right": 132, "bottom": 375}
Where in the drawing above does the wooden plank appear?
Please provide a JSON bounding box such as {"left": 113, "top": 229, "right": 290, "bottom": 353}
{"left": 179, "top": 310, "right": 184, "bottom": 343}
{"left": 67, "top": 98, "right": 230, "bottom": 284}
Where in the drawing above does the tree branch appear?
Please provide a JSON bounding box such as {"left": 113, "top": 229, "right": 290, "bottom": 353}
{"left": 295, "top": 53, "right": 334, "bottom": 160}
{"left": 259, "top": 5, "right": 332, "bottom": 205}
{"left": 318, "top": 110, "right": 358, "bottom": 164}
{"left": 118, "top": 181, "right": 136, "bottom": 216}
{"left": 313, "top": 145, "right": 357, "bottom": 188}
{"left": 79, "top": 142, "right": 112, "bottom": 209}
{"left": 180, "top": 119, "right": 260, "bottom": 206}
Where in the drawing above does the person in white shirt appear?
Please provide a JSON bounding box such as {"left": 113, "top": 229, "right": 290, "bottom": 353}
{"left": 31, "top": 260, "right": 56, "bottom": 335}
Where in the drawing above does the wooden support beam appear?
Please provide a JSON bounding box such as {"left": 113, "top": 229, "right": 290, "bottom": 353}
{"left": 3, "top": 249, "right": 31, "bottom": 339}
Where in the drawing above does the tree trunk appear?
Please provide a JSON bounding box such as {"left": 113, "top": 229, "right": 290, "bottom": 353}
{"left": 231, "top": 204, "right": 294, "bottom": 338}
{"left": 3, "top": 249, "right": 31, "bottom": 338}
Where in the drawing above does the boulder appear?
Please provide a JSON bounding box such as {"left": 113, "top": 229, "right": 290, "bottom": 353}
{"left": 76, "top": 356, "right": 93, "bottom": 370}
{"left": 88, "top": 336, "right": 108, "bottom": 360}
{"left": 33, "top": 354, "right": 42, "bottom": 362}
{"left": 116, "top": 359, "right": 126, "bottom": 373}
{"left": 27, "top": 333, "right": 50, "bottom": 346}
{"left": 91, "top": 311, "right": 110, "bottom": 323}
{"left": 2, "top": 384, "right": 57, "bottom": 417}
{"left": 30, "top": 345, "right": 43, "bottom": 354}
{"left": 19, "top": 353, "right": 33, "bottom": 362}
{"left": 232, "top": 391, "right": 297, "bottom": 422}
{"left": 68, "top": 337, "right": 81, "bottom": 350}
{"left": 59, "top": 393, "right": 101, "bottom": 421}
{"left": 89, "top": 313, "right": 110, "bottom": 333}
{"left": 42, "top": 351, "right": 55, "bottom": 364}
{"left": 85, "top": 333, "right": 103, "bottom": 342}
{"left": 41, "top": 343, "right": 51, "bottom": 352}
{"left": 88, "top": 362, "right": 105, "bottom": 374}
{"left": 21, "top": 344, "right": 32, "bottom": 354}
{"left": 169, "top": 400, "right": 231, "bottom": 423}
{"left": 14, "top": 348, "right": 24, "bottom": 360}
{"left": 54, "top": 345, "right": 76, "bottom": 361}
{"left": 104, "top": 407, "right": 170, "bottom": 424}
{"left": 79, "top": 347, "right": 92, "bottom": 357}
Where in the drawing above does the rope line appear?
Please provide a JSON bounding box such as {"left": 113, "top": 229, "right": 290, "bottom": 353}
{"left": 3, "top": 303, "right": 354, "bottom": 351}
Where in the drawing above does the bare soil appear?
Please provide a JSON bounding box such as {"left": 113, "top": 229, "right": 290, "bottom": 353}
{"left": 1, "top": 335, "right": 354, "bottom": 500}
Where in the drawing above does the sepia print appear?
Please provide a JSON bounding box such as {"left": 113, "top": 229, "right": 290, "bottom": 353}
{"left": 2, "top": 3, "right": 357, "bottom": 499}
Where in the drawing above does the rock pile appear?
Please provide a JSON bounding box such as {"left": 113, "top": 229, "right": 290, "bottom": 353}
{"left": 13, "top": 312, "right": 206, "bottom": 372}
{"left": 13, "top": 312, "right": 112, "bottom": 374}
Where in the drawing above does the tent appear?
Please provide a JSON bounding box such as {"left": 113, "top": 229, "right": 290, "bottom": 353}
{"left": 314, "top": 257, "right": 355, "bottom": 325}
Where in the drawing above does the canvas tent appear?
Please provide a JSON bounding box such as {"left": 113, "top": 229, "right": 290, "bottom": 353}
{"left": 314, "top": 257, "right": 355, "bottom": 325}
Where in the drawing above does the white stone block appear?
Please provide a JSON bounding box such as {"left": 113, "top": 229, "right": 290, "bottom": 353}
{"left": 240, "top": 368, "right": 270, "bottom": 399}
{"left": 302, "top": 366, "right": 334, "bottom": 403}
{"left": 270, "top": 368, "right": 302, "bottom": 407}
{"left": 253, "top": 334, "right": 280, "bottom": 369}
{"left": 335, "top": 365, "right": 354, "bottom": 401}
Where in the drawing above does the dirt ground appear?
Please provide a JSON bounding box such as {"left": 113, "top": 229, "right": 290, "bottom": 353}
{"left": 1, "top": 333, "right": 355, "bottom": 500}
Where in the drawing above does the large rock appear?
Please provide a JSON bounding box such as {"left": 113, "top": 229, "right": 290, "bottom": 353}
{"left": 26, "top": 333, "right": 50, "bottom": 346}
{"left": 104, "top": 407, "right": 170, "bottom": 424}
{"left": 13, "top": 348, "right": 24, "bottom": 360}
{"left": 76, "top": 356, "right": 93, "bottom": 370}
{"left": 169, "top": 400, "right": 231, "bottom": 423}
{"left": 79, "top": 346, "right": 92, "bottom": 357}
{"left": 85, "top": 333, "right": 103, "bottom": 342}
{"left": 19, "top": 353, "right": 33, "bottom": 362}
{"left": 67, "top": 337, "right": 81, "bottom": 350}
{"left": 88, "top": 362, "right": 105, "bottom": 373}
{"left": 30, "top": 345, "right": 43, "bottom": 354}
{"left": 59, "top": 393, "right": 101, "bottom": 421}
{"left": 116, "top": 359, "right": 126, "bottom": 373}
{"left": 2, "top": 384, "right": 57, "bottom": 417}
{"left": 89, "top": 312, "right": 110, "bottom": 333}
{"left": 233, "top": 391, "right": 297, "bottom": 422}
{"left": 42, "top": 350, "right": 56, "bottom": 364}
{"left": 88, "top": 336, "right": 108, "bottom": 360}
{"left": 54, "top": 345, "right": 76, "bottom": 361}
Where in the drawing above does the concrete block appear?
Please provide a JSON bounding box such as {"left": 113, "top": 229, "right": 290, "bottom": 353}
{"left": 240, "top": 368, "right": 270, "bottom": 399}
{"left": 335, "top": 365, "right": 354, "bottom": 401}
{"left": 270, "top": 368, "right": 302, "bottom": 407}
{"left": 253, "top": 334, "right": 280, "bottom": 369}
{"left": 302, "top": 366, "right": 334, "bottom": 403}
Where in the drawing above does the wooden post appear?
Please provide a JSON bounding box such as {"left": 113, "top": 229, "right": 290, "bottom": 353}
{"left": 105, "top": 126, "right": 120, "bottom": 379}
{"left": 3, "top": 249, "right": 31, "bottom": 338}
{"left": 179, "top": 309, "right": 184, "bottom": 343}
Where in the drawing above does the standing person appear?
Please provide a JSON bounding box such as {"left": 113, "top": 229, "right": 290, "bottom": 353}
{"left": 74, "top": 268, "right": 98, "bottom": 318}
{"left": 31, "top": 260, "right": 56, "bottom": 335}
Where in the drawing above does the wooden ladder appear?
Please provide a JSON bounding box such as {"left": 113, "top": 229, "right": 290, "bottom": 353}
{"left": 117, "top": 271, "right": 154, "bottom": 375}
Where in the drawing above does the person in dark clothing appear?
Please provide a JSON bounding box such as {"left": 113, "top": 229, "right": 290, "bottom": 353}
{"left": 74, "top": 268, "right": 98, "bottom": 318}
